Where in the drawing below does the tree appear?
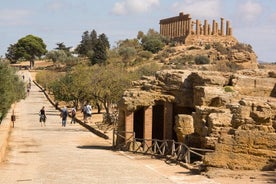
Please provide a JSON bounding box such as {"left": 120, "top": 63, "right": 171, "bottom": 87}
{"left": 75, "top": 30, "right": 97, "bottom": 58}
{"left": 5, "top": 44, "right": 19, "bottom": 64}
{"left": 139, "top": 29, "right": 167, "bottom": 53}
{"left": 0, "top": 62, "right": 25, "bottom": 122}
{"left": 46, "top": 43, "right": 79, "bottom": 67}
{"left": 49, "top": 65, "right": 93, "bottom": 109}
{"left": 98, "top": 33, "right": 110, "bottom": 49}
{"left": 46, "top": 50, "right": 67, "bottom": 63}
{"left": 90, "top": 39, "right": 108, "bottom": 65}
{"left": 55, "top": 42, "right": 72, "bottom": 54}
{"left": 118, "top": 47, "right": 137, "bottom": 66}
{"left": 6, "top": 35, "right": 47, "bottom": 68}
{"left": 89, "top": 65, "right": 133, "bottom": 115}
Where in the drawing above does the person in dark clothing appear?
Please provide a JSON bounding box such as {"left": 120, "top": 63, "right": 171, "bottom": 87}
{"left": 71, "top": 107, "right": 76, "bottom": 124}
{"left": 39, "top": 106, "right": 46, "bottom": 126}
{"left": 60, "top": 106, "right": 68, "bottom": 127}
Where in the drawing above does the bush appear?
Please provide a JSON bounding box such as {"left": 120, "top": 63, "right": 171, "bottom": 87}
{"left": 231, "top": 43, "right": 253, "bottom": 53}
{"left": 213, "top": 42, "right": 229, "bottom": 55}
{"left": 205, "top": 44, "right": 211, "bottom": 50}
{"left": 188, "top": 46, "right": 200, "bottom": 50}
{"left": 138, "top": 50, "right": 152, "bottom": 59}
{"left": 142, "top": 38, "right": 165, "bottom": 53}
{"left": 194, "top": 55, "right": 210, "bottom": 65}
{"left": 224, "top": 86, "right": 234, "bottom": 92}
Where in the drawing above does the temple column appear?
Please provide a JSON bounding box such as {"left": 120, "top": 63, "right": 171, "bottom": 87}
{"left": 144, "top": 106, "right": 153, "bottom": 148}
{"left": 165, "top": 23, "right": 168, "bottom": 37}
{"left": 212, "top": 20, "right": 216, "bottom": 35}
{"left": 220, "top": 17, "right": 224, "bottom": 36}
{"left": 168, "top": 23, "right": 172, "bottom": 38}
{"left": 196, "top": 19, "right": 200, "bottom": 35}
{"left": 188, "top": 18, "right": 192, "bottom": 35}
{"left": 204, "top": 20, "right": 208, "bottom": 35}
{"left": 174, "top": 21, "right": 177, "bottom": 37}
{"left": 226, "top": 20, "right": 230, "bottom": 36}
{"left": 215, "top": 22, "right": 218, "bottom": 35}
{"left": 229, "top": 27, "right": 233, "bottom": 36}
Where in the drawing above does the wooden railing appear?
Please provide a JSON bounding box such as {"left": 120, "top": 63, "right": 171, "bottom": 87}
{"left": 113, "top": 130, "right": 214, "bottom": 164}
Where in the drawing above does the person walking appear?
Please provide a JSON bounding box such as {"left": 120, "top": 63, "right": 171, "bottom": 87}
{"left": 86, "top": 104, "right": 92, "bottom": 121}
{"left": 39, "top": 106, "right": 46, "bottom": 127}
{"left": 82, "top": 104, "right": 87, "bottom": 122}
{"left": 70, "top": 107, "right": 76, "bottom": 124}
{"left": 60, "top": 106, "right": 68, "bottom": 127}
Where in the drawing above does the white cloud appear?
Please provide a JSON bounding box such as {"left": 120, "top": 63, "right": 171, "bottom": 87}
{"left": 112, "top": 0, "right": 159, "bottom": 15}
{"left": 0, "top": 9, "right": 31, "bottom": 26}
{"left": 171, "top": 0, "right": 221, "bottom": 19}
{"left": 237, "top": 0, "right": 263, "bottom": 23}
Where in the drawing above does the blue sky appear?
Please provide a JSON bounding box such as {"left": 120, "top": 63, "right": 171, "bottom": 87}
{"left": 0, "top": 0, "right": 275, "bottom": 62}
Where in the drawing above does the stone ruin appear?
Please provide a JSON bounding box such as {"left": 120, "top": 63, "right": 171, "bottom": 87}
{"left": 118, "top": 69, "right": 276, "bottom": 170}
{"left": 159, "top": 12, "right": 237, "bottom": 46}
{"left": 116, "top": 11, "right": 275, "bottom": 171}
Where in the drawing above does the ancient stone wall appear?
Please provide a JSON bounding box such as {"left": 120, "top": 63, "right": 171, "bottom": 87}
{"left": 118, "top": 69, "right": 276, "bottom": 170}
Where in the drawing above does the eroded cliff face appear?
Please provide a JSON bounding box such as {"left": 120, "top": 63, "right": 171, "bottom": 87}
{"left": 118, "top": 68, "right": 276, "bottom": 170}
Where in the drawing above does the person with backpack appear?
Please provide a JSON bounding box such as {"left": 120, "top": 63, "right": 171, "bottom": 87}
{"left": 70, "top": 107, "right": 76, "bottom": 124}
{"left": 81, "top": 104, "right": 88, "bottom": 122}
{"left": 60, "top": 106, "right": 68, "bottom": 127}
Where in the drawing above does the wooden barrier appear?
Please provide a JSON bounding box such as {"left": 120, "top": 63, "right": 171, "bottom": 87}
{"left": 113, "top": 130, "right": 214, "bottom": 164}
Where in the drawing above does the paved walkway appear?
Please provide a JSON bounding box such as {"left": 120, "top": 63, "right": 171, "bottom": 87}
{"left": 0, "top": 71, "right": 217, "bottom": 184}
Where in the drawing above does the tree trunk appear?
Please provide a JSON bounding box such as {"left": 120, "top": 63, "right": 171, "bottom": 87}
{"left": 96, "top": 102, "right": 101, "bottom": 113}
{"left": 30, "top": 59, "right": 35, "bottom": 69}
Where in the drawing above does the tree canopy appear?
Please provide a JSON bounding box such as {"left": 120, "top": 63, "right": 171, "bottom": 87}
{"left": 139, "top": 29, "right": 168, "bottom": 53}
{"left": 75, "top": 30, "right": 110, "bottom": 65}
{"left": 0, "top": 62, "right": 26, "bottom": 122}
{"left": 6, "top": 35, "right": 47, "bottom": 68}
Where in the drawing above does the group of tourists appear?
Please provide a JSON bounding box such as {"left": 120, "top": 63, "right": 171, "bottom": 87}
{"left": 39, "top": 105, "right": 80, "bottom": 127}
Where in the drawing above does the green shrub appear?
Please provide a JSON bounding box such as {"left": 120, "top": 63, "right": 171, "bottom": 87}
{"left": 205, "top": 44, "right": 211, "bottom": 50}
{"left": 188, "top": 46, "right": 200, "bottom": 50}
{"left": 224, "top": 86, "right": 234, "bottom": 92}
{"left": 213, "top": 42, "right": 229, "bottom": 55}
{"left": 231, "top": 43, "right": 253, "bottom": 53}
{"left": 194, "top": 55, "right": 210, "bottom": 65}
{"left": 138, "top": 50, "right": 152, "bottom": 59}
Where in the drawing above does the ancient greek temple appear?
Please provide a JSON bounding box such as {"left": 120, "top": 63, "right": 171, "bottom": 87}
{"left": 159, "top": 12, "right": 233, "bottom": 44}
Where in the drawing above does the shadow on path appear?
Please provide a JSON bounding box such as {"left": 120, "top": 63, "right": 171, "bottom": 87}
{"left": 77, "top": 145, "right": 112, "bottom": 150}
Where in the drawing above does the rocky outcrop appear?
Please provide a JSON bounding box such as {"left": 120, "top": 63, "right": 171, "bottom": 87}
{"left": 118, "top": 69, "right": 276, "bottom": 170}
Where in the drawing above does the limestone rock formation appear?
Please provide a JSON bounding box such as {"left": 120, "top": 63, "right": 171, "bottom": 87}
{"left": 118, "top": 68, "right": 276, "bottom": 170}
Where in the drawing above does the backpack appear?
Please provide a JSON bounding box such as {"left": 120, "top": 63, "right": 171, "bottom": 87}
{"left": 72, "top": 108, "right": 76, "bottom": 115}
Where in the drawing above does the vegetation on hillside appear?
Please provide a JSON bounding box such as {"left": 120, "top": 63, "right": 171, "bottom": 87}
{"left": 3, "top": 27, "right": 256, "bottom": 124}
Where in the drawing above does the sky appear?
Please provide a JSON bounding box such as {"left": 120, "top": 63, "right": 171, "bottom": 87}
{"left": 0, "top": 0, "right": 275, "bottom": 62}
